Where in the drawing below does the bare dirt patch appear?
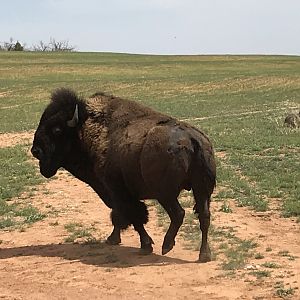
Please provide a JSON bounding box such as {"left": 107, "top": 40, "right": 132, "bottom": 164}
{"left": 0, "top": 169, "right": 299, "bottom": 299}
{"left": 0, "top": 92, "right": 9, "bottom": 98}
{"left": 0, "top": 131, "right": 34, "bottom": 148}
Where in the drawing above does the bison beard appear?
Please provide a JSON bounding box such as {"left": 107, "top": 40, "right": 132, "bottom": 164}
{"left": 31, "top": 88, "right": 216, "bottom": 262}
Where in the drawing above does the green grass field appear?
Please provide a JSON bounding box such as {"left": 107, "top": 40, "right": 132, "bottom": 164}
{"left": 0, "top": 52, "right": 299, "bottom": 223}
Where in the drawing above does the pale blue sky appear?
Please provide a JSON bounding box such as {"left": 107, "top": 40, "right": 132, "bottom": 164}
{"left": 1, "top": 0, "right": 299, "bottom": 54}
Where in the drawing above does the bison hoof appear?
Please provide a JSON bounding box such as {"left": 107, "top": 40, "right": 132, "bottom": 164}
{"left": 162, "top": 240, "right": 175, "bottom": 255}
{"left": 198, "top": 244, "right": 211, "bottom": 263}
{"left": 140, "top": 244, "right": 153, "bottom": 255}
{"left": 106, "top": 236, "right": 121, "bottom": 245}
{"left": 198, "top": 252, "right": 211, "bottom": 263}
{"left": 140, "top": 237, "right": 154, "bottom": 255}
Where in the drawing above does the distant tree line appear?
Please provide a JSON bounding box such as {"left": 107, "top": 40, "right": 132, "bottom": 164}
{"left": 0, "top": 38, "right": 24, "bottom": 51}
{"left": 0, "top": 37, "right": 76, "bottom": 52}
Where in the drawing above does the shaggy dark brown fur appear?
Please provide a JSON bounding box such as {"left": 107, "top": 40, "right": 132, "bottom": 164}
{"left": 32, "top": 88, "right": 216, "bottom": 262}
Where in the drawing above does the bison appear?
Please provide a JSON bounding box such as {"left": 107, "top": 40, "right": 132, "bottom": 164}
{"left": 31, "top": 88, "right": 216, "bottom": 262}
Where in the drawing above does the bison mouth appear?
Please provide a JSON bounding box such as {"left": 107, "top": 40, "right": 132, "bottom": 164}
{"left": 39, "top": 160, "right": 59, "bottom": 178}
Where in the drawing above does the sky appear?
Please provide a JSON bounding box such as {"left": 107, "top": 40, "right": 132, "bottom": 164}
{"left": 1, "top": 0, "right": 300, "bottom": 55}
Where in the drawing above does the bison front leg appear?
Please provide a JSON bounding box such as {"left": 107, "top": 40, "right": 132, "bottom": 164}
{"left": 91, "top": 184, "right": 123, "bottom": 245}
{"left": 133, "top": 222, "right": 154, "bottom": 254}
{"left": 110, "top": 203, "right": 154, "bottom": 254}
{"left": 106, "top": 186, "right": 154, "bottom": 253}
{"left": 106, "top": 209, "right": 131, "bottom": 245}
{"left": 127, "top": 201, "right": 154, "bottom": 254}
{"left": 106, "top": 224, "right": 121, "bottom": 245}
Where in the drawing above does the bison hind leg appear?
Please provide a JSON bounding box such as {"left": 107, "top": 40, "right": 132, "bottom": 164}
{"left": 158, "top": 196, "right": 185, "bottom": 256}
{"left": 192, "top": 185, "right": 212, "bottom": 263}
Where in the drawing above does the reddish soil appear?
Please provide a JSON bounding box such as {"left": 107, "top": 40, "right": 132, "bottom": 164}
{"left": 0, "top": 133, "right": 299, "bottom": 299}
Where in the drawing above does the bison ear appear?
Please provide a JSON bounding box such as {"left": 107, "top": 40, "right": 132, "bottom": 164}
{"left": 67, "top": 104, "right": 79, "bottom": 127}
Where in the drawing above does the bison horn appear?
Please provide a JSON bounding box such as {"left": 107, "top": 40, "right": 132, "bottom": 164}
{"left": 67, "top": 104, "right": 79, "bottom": 127}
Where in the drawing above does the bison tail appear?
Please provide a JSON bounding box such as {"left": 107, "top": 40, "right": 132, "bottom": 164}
{"left": 190, "top": 137, "right": 216, "bottom": 201}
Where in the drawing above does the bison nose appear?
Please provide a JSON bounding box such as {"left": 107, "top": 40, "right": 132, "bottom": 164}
{"left": 31, "top": 146, "right": 43, "bottom": 160}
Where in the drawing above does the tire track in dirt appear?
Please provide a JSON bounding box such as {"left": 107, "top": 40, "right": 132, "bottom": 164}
{"left": 181, "top": 106, "right": 299, "bottom": 122}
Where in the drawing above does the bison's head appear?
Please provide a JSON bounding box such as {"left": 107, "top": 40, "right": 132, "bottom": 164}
{"left": 31, "top": 88, "right": 86, "bottom": 178}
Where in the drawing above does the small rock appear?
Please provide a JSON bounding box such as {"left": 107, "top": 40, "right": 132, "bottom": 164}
{"left": 245, "top": 264, "right": 257, "bottom": 270}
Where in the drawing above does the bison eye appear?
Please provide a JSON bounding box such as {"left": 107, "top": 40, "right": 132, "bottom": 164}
{"left": 52, "top": 126, "right": 62, "bottom": 136}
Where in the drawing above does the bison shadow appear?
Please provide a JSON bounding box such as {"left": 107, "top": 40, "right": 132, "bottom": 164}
{"left": 0, "top": 241, "right": 193, "bottom": 268}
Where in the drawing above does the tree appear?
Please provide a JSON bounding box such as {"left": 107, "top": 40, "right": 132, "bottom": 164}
{"left": 1, "top": 37, "right": 76, "bottom": 52}
{"left": 32, "top": 38, "right": 75, "bottom": 52}
{"left": 14, "top": 41, "right": 24, "bottom": 51}
{"left": 0, "top": 38, "right": 24, "bottom": 51}
{"left": 49, "top": 38, "right": 75, "bottom": 52}
{"left": 32, "top": 40, "right": 50, "bottom": 52}
{"left": 3, "top": 37, "right": 15, "bottom": 51}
